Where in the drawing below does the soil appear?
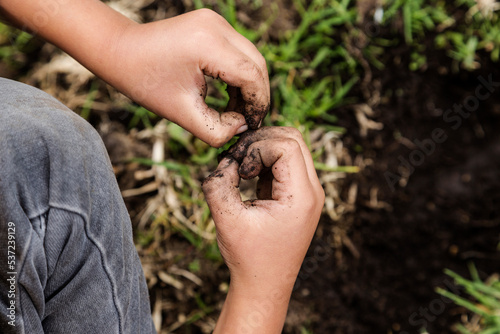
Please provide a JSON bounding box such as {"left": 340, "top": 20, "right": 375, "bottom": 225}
{"left": 291, "top": 63, "right": 500, "bottom": 334}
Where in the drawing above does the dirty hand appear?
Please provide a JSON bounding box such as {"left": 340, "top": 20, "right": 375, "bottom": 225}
{"left": 0, "top": 2, "right": 269, "bottom": 148}
{"left": 108, "top": 9, "right": 270, "bottom": 147}
{"left": 202, "top": 127, "right": 325, "bottom": 333}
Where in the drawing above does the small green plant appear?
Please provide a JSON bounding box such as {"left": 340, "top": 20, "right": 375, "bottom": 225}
{"left": 436, "top": 263, "right": 500, "bottom": 334}
{"left": 0, "top": 23, "right": 38, "bottom": 68}
{"left": 383, "top": 0, "right": 452, "bottom": 44}
{"left": 259, "top": 0, "right": 359, "bottom": 128}
{"left": 300, "top": 326, "right": 314, "bottom": 334}
{"left": 80, "top": 79, "right": 99, "bottom": 120}
{"left": 378, "top": 0, "right": 500, "bottom": 71}
{"left": 125, "top": 104, "right": 158, "bottom": 129}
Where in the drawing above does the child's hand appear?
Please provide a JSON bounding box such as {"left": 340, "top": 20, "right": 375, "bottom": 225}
{"left": 109, "top": 9, "right": 270, "bottom": 147}
{"left": 202, "top": 127, "right": 324, "bottom": 333}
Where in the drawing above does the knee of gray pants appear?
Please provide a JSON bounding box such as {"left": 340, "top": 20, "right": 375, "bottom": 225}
{"left": 0, "top": 78, "right": 155, "bottom": 334}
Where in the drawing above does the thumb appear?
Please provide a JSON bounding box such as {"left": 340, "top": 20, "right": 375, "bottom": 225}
{"left": 181, "top": 95, "right": 248, "bottom": 148}
{"left": 202, "top": 157, "right": 244, "bottom": 223}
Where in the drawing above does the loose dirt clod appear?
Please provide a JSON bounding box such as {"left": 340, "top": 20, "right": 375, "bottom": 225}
{"left": 218, "top": 128, "right": 266, "bottom": 180}
{"left": 218, "top": 129, "right": 260, "bottom": 163}
{"left": 219, "top": 127, "right": 295, "bottom": 180}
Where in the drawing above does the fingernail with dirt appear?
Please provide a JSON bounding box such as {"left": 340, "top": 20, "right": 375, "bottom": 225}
{"left": 243, "top": 103, "right": 270, "bottom": 130}
{"left": 218, "top": 129, "right": 260, "bottom": 164}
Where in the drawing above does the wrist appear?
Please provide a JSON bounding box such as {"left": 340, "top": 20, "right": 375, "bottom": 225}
{"left": 214, "top": 280, "right": 294, "bottom": 334}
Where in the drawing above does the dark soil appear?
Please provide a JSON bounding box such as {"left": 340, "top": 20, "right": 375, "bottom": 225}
{"left": 292, "top": 63, "right": 500, "bottom": 334}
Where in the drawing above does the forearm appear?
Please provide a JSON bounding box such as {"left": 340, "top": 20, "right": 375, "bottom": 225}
{"left": 0, "top": 0, "right": 135, "bottom": 82}
{"left": 214, "top": 281, "right": 293, "bottom": 333}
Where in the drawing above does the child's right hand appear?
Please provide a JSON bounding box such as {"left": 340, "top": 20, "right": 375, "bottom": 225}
{"left": 202, "top": 127, "right": 325, "bottom": 333}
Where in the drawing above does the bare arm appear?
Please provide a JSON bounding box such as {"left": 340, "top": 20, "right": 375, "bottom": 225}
{"left": 0, "top": 0, "right": 133, "bottom": 81}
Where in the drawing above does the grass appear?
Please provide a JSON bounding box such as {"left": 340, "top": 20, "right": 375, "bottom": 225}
{"left": 436, "top": 263, "right": 500, "bottom": 334}
{"left": 380, "top": 0, "right": 500, "bottom": 71}
{"left": 0, "top": 23, "right": 37, "bottom": 68}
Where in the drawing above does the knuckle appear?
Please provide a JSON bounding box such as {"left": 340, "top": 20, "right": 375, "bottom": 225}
{"left": 207, "top": 134, "right": 228, "bottom": 148}
{"left": 302, "top": 193, "right": 317, "bottom": 213}
{"left": 190, "top": 26, "right": 214, "bottom": 45}
{"left": 316, "top": 186, "right": 326, "bottom": 206}
{"left": 257, "top": 54, "right": 268, "bottom": 72}
{"left": 283, "top": 127, "right": 304, "bottom": 141}
{"left": 280, "top": 137, "right": 301, "bottom": 153}
{"left": 304, "top": 187, "right": 324, "bottom": 214}
{"left": 194, "top": 8, "right": 228, "bottom": 27}
{"left": 242, "top": 61, "right": 263, "bottom": 83}
{"left": 195, "top": 8, "right": 219, "bottom": 20}
{"left": 250, "top": 62, "right": 263, "bottom": 79}
{"left": 188, "top": 11, "right": 221, "bottom": 41}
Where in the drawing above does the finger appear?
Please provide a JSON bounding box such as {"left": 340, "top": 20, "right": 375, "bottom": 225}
{"left": 239, "top": 143, "right": 264, "bottom": 179}
{"left": 200, "top": 11, "right": 270, "bottom": 125}
{"left": 202, "top": 157, "right": 244, "bottom": 223}
{"left": 177, "top": 92, "right": 249, "bottom": 148}
{"left": 226, "top": 31, "right": 270, "bottom": 103}
{"left": 272, "top": 128, "right": 320, "bottom": 189}
{"left": 215, "top": 13, "right": 267, "bottom": 71}
{"left": 202, "top": 45, "right": 270, "bottom": 129}
{"left": 239, "top": 138, "right": 311, "bottom": 202}
{"left": 223, "top": 128, "right": 268, "bottom": 162}
{"left": 228, "top": 127, "right": 320, "bottom": 187}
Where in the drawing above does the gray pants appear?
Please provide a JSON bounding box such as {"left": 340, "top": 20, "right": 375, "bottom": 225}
{"left": 0, "top": 78, "right": 155, "bottom": 333}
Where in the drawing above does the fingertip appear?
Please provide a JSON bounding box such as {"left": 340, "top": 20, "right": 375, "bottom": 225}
{"left": 219, "top": 111, "right": 248, "bottom": 139}
{"left": 236, "top": 124, "right": 248, "bottom": 134}
{"left": 244, "top": 102, "right": 269, "bottom": 130}
{"left": 200, "top": 110, "right": 247, "bottom": 148}
{"left": 221, "top": 111, "right": 246, "bottom": 125}
{"left": 238, "top": 163, "right": 260, "bottom": 179}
